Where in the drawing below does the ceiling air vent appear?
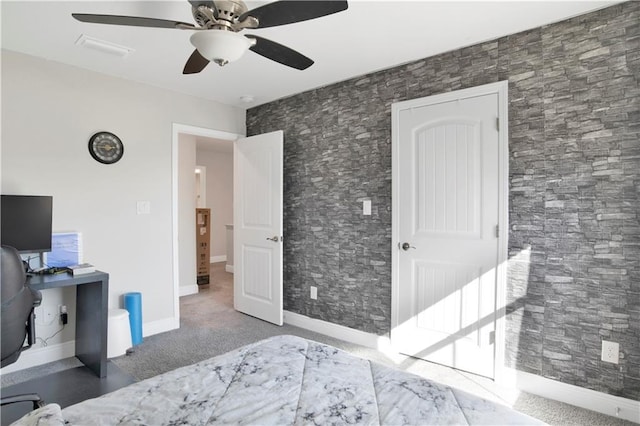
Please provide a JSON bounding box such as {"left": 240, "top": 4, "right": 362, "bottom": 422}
{"left": 75, "top": 34, "right": 134, "bottom": 58}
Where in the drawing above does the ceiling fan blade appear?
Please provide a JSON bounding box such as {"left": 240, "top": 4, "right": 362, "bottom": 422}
{"left": 183, "top": 49, "right": 210, "bottom": 74}
{"left": 246, "top": 35, "right": 313, "bottom": 70}
{"left": 188, "top": 0, "right": 219, "bottom": 19}
{"left": 72, "top": 13, "right": 196, "bottom": 29}
{"left": 239, "top": 1, "right": 348, "bottom": 29}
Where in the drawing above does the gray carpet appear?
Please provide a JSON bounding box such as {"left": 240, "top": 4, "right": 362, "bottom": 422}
{"left": 3, "top": 263, "right": 635, "bottom": 425}
{"left": 110, "top": 311, "right": 362, "bottom": 381}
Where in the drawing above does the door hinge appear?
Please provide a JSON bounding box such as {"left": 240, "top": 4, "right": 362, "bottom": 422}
{"left": 496, "top": 117, "right": 500, "bottom": 131}
{"left": 495, "top": 224, "right": 499, "bottom": 238}
{"left": 489, "top": 331, "right": 495, "bottom": 345}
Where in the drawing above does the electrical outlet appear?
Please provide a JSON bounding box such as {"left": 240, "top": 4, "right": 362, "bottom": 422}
{"left": 59, "top": 305, "right": 68, "bottom": 325}
{"left": 310, "top": 286, "right": 317, "bottom": 300}
{"left": 601, "top": 340, "right": 619, "bottom": 364}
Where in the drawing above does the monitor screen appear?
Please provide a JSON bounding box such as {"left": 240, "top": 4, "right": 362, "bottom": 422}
{"left": 1, "top": 195, "right": 53, "bottom": 253}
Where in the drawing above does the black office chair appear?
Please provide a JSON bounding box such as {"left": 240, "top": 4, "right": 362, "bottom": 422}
{"left": 1, "top": 245, "right": 44, "bottom": 409}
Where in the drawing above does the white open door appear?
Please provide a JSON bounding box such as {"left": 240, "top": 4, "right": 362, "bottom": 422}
{"left": 233, "top": 130, "right": 284, "bottom": 325}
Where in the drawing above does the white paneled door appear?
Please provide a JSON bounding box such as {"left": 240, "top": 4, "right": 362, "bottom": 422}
{"left": 233, "top": 130, "right": 283, "bottom": 325}
{"left": 392, "top": 84, "right": 506, "bottom": 378}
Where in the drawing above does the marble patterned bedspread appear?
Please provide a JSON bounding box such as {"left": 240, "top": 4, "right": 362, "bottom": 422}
{"left": 61, "top": 335, "right": 543, "bottom": 425}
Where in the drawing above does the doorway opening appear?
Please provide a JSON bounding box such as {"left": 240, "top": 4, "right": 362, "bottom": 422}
{"left": 196, "top": 138, "right": 234, "bottom": 268}
{"left": 172, "top": 123, "right": 241, "bottom": 328}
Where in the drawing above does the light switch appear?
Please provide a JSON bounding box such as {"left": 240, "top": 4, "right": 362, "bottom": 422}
{"left": 363, "top": 199, "right": 372, "bottom": 215}
{"left": 137, "top": 201, "right": 151, "bottom": 215}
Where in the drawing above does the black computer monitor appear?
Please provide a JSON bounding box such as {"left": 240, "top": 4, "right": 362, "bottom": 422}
{"left": 1, "top": 195, "right": 53, "bottom": 254}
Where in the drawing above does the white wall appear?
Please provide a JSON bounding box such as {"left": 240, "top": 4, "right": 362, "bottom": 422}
{"left": 178, "top": 134, "right": 197, "bottom": 294}
{"left": 1, "top": 50, "right": 244, "bottom": 362}
{"left": 195, "top": 147, "right": 233, "bottom": 259}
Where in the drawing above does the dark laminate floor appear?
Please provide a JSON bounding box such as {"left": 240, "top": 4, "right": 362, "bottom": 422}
{"left": 0, "top": 361, "right": 135, "bottom": 425}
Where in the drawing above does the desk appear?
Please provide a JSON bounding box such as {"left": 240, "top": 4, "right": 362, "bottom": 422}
{"left": 28, "top": 271, "right": 109, "bottom": 378}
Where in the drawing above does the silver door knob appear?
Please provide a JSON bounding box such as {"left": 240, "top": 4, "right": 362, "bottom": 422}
{"left": 266, "top": 236, "right": 280, "bottom": 242}
{"left": 401, "top": 242, "right": 416, "bottom": 251}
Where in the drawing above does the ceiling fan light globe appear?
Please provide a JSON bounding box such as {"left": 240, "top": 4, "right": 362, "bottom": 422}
{"left": 190, "top": 30, "right": 252, "bottom": 65}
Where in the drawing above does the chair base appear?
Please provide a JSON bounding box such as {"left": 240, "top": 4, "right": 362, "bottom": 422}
{"left": 1, "top": 393, "right": 44, "bottom": 410}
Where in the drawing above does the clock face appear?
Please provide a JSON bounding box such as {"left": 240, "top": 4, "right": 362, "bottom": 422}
{"left": 88, "top": 132, "right": 124, "bottom": 164}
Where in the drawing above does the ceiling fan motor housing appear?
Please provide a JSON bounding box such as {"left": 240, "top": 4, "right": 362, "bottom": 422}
{"left": 193, "top": 0, "right": 255, "bottom": 31}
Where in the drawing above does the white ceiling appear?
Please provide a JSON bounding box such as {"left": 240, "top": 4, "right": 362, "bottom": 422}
{"left": 2, "top": 1, "right": 619, "bottom": 109}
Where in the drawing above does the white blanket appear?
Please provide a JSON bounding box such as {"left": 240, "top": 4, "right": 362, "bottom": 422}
{"left": 53, "top": 335, "right": 542, "bottom": 425}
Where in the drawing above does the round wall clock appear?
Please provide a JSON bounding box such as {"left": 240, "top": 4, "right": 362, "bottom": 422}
{"left": 88, "top": 131, "right": 124, "bottom": 164}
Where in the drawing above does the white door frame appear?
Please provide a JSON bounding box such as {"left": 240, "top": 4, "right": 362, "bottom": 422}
{"left": 171, "top": 123, "right": 243, "bottom": 328}
{"left": 390, "top": 81, "right": 509, "bottom": 381}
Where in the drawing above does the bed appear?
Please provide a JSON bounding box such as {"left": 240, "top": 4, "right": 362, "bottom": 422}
{"left": 13, "top": 335, "right": 543, "bottom": 425}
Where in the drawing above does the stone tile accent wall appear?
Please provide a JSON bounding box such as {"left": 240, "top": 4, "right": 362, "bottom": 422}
{"left": 247, "top": 2, "right": 639, "bottom": 399}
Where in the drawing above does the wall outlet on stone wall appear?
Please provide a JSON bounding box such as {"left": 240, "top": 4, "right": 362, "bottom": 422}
{"left": 310, "top": 286, "right": 317, "bottom": 300}
{"left": 601, "top": 340, "right": 619, "bottom": 364}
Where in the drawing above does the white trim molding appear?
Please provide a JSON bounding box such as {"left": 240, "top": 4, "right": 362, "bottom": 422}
{"left": 142, "top": 317, "right": 179, "bottom": 338}
{"left": 503, "top": 368, "right": 640, "bottom": 423}
{"left": 210, "top": 255, "right": 226, "bottom": 263}
{"left": 284, "top": 311, "right": 392, "bottom": 352}
{"left": 0, "top": 341, "right": 76, "bottom": 374}
{"left": 179, "top": 284, "right": 199, "bottom": 297}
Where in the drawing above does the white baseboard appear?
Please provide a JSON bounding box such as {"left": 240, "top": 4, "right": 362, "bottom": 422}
{"left": 179, "top": 284, "right": 199, "bottom": 297}
{"left": 0, "top": 318, "right": 179, "bottom": 374}
{"left": 210, "top": 255, "right": 226, "bottom": 263}
{"left": 0, "top": 341, "right": 76, "bottom": 374}
{"left": 283, "top": 310, "right": 391, "bottom": 351}
{"left": 502, "top": 368, "right": 639, "bottom": 423}
{"left": 142, "top": 317, "right": 179, "bottom": 338}
{"left": 225, "top": 264, "right": 234, "bottom": 273}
